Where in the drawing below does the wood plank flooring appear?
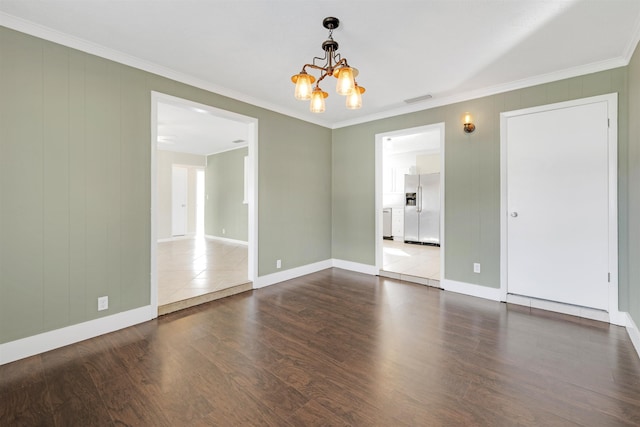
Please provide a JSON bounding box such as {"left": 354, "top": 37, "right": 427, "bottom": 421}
{"left": 2, "top": 268, "right": 640, "bottom": 426}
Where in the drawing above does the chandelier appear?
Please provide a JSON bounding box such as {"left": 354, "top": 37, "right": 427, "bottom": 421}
{"left": 291, "top": 17, "right": 365, "bottom": 113}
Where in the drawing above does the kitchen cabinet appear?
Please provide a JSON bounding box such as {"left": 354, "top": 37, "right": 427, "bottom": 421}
{"left": 392, "top": 208, "right": 404, "bottom": 239}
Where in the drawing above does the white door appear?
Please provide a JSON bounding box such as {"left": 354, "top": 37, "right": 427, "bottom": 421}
{"left": 506, "top": 100, "right": 610, "bottom": 310}
{"left": 172, "top": 166, "right": 188, "bottom": 236}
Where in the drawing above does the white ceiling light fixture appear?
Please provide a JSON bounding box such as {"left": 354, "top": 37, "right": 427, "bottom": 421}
{"left": 291, "top": 17, "right": 365, "bottom": 113}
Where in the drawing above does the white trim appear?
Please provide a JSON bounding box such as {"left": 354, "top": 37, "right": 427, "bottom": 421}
{"left": 332, "top": 259, "right": 377, "bottom": 276}
{"left": 442, "top": 279, "right": 502, "bottom": 301}
{"left": 500, "top": 93, "right": 621, "bottom": 323}
{"left": 1, "top": 12, "right": 631, "bottom": 131}
{"left": 151, "top": 92, "right": 259, "bottom": 304}
{"left": 374, "top": 123, "right": 445, "bottom": 281}
{"left": 253, "top": 260, "right": 333, "bottom": 289}
{"left": 332, "top": 58, "right": 628, "bottom": 129}
{"left": 157, "top": 234, "right": 196, "bottom": 243}
{"left": 626, "top": 313, "right": 640, "bottom": 359}
{"left": 0, "top": 305, "right": 155, "bottom": 365}
{"left": 204, "top": 234, "right": 248, "bottom": 246}
{"left": 622, "top": 12, "right": 640, "bottom": 64}
{"left": 150, "top": 99, "right": 159, "bottom": 311}
{"left": 507, "top": 294, "right": 612, "bottom": 324}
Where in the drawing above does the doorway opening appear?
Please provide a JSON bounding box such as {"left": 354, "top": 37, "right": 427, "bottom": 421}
{"left": 151, "top": 92, "right": 258, "bottom": 315}
{"left": 375, "top": 123, "right": 445, "bottom": 286}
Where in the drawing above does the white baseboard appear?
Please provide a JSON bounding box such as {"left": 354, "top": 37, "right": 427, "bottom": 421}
{"left": 442, "top": 279, "right": 502, "bottom": 301}
{"left": 204, "top": 234, "right": 248, "bottom": 246}
{"left": 0, "top": 305, "right": 156, "bottom": 366}
{"left": 626, "top": 313, "right": 640, "bottom": 360}
{"left": 332, "top": 259, "right": 377, "bottom": 275}
{"left": 253, "top": 260, "right": 333, "bottom": 289}
{"left": 157, "top": 234, "right": 196, "bottom": 243}
{"left": 506, "top": 294, "right": 612, "bottom": 323}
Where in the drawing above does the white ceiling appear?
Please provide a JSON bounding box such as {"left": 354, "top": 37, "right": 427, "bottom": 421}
{"left": 157, "top": 101, "right": 249, "bottom": 156}
{"left": 384, "top": 131, "right": 441, "bottom": 156}
{"left": 2, "top": 1, "right": 640, "bottom": 129}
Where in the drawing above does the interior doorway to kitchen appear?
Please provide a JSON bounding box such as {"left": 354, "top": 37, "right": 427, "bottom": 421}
{"left": 375, "top": 123, "right": 444, "bottom": 287}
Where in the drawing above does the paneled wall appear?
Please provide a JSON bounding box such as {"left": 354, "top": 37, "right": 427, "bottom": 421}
{"left": 332, "top": 68, "right": 630, "bottom": 301}
{"left": 205, "top": 147, "right": 248, "bottom": 241}
{"left": 0, "top": 27, "right": 332, "bottom": 344}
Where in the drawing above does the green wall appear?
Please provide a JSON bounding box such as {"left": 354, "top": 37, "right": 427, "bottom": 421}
{"left": 332, "top": 68, "right": 631, "bottom": 303}
{"left": 627, "top": 43, "right": 640, "bottom": 324}
{"left": 258, "top": 117, "right": 333, "bottom": 273}
{"left": 0, "top": 27, "right": 332, "bottom": 344}
{"left": 1, "top": 22, "right": 638, "bottom": 346}
{"left": 205, "top": 147, "right": 248, "bottom": 241}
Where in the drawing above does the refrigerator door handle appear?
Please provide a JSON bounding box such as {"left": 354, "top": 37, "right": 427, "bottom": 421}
{"left": 417, "top": 186, "right": 422, "bottom": 213}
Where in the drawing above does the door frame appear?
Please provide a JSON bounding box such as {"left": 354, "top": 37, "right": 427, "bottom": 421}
{"left": 374, "top": 123, "right": 446, "bottom": 280}
{"left": 499, "top": 93, "right": 623, "bottom": 325}
{"left": 150, "top": 92, "right": 259, "bottom": 312}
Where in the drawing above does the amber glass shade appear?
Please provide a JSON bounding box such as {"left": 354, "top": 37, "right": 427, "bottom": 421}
{"left": 292, "top": 73, "right": 315, "bottom": 100}
{"left": 346, "top": 85, "right": 364, "bottom": 110}
{"left": 335, "top": 67, "right": 355, "bottom": 96}
{"left": 310, "top": 87, "right": 328, "bottom": 113}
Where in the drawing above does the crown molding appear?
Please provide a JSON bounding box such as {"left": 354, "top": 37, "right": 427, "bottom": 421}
{"left": 623, "top": 10, "right": 640, "bottom": 63}
{"left": 0, "top": 12, "right": 333, "bottom": 129}
{"left": 331, "top": 56, "right": 629, "bottom": 129}
{"left": 1, "top": 12, "right": 636, "bottom": 131}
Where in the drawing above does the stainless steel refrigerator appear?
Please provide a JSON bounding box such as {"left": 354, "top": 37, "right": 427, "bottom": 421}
{"left": 404, "top": 173, "right": 440, "bottom": 245}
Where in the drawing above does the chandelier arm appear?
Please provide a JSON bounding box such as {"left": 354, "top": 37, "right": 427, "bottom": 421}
{"left": 334, "top": 57, "right": 349, "bottom": 69}
{"left": 302, "top": 63, "right": 328, "bottom": 73}
{"left": 315, "top": 72, "right": 331, "bottom": 86}
{"left": 312, "top": 50, "right": 330, "bottom": 69}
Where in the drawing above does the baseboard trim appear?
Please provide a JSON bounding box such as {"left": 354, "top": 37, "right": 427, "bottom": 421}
{"left": 253, "top": 260, "right": 333, "bottom": 289}
{"left": 0, "top": 305, "right": 156, "bottom": 366}
{"left": 204, "top": 234, "right": 248, "bottom": 246}
{"left": 332, "top": 259, "right": 377, "bottom": 275}
{"left": 253, "top": 259, "right": 375, "bottom": 290}
{"left": 626, "top": 313, "right": 640, "bottom": 360}
{"left": 506, "top": 294, "right": 613, "bottom": 323}
{"left": 442, "top": 279, "right": 502, "bottom": 301}
{"left": 157, "top": 234, "right": 196, "bottom": 243}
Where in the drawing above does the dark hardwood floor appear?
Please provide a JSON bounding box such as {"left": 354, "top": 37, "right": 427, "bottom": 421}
{"left": 2, "top": 268, "right": 640, "bottom": 426}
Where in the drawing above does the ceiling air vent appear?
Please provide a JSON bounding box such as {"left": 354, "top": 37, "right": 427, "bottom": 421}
{"left": 404, "top": 94, "right": 433, "bottom": 104}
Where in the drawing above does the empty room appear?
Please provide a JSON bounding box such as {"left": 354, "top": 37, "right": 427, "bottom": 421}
{"left": 2, "top": 1, "right": 640, "bottom": 425}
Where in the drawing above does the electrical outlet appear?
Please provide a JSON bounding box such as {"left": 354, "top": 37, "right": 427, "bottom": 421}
{"left": 473, "top": 263, "right": 481, "bottom": 273}
{"left": 276, "top": 259, "right": 282, "bottom": 269}
{"left": 98, "top": 296, "right": 109, "bottom": 311}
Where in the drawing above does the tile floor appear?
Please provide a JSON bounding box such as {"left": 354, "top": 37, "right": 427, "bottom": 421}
{"left": 157, "top": 237, "right": 249, "bottom": 306}
{"left": 382, "top": 239, "right": 440, "bottom": 280}
{"left": 157, "top": 238, "right": 438, "bottom": 308}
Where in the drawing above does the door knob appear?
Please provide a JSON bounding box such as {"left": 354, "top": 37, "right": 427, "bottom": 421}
{"left": 510, "top": 212, "right": 518, "bottom": 217}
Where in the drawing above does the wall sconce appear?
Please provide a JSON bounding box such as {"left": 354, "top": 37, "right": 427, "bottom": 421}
{"left": 463, "top": 113, "right": 476, "bottom": 133}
